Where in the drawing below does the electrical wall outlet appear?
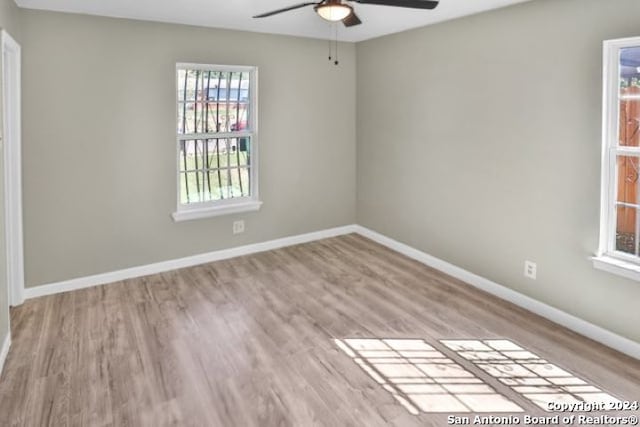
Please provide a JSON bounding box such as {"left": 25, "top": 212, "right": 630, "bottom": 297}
{"left": 233, "top": 220, "right": 245, "bottom": 234}
{"left": 524, "top": 261, "right": 537, "bottom": 280}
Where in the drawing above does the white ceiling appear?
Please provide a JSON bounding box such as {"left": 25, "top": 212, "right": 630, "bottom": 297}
{"left": 14, "top": 0, "right": 533, "bottom": 42}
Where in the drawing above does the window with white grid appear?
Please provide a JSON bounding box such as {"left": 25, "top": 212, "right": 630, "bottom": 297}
{"left": 173, "top": 64, "right": 260, "bottom": 221}
{"left": 595, "top": 38, "right": 640, "bottom": 279}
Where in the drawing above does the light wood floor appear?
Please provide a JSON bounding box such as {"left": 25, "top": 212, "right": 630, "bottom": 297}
{"left": 0, "top": 234, "right": 639, "bottom": 426}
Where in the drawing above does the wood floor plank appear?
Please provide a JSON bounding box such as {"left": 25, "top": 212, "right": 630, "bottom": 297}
{"left": 1, "top": 234, "right": 639, "bottom": 426}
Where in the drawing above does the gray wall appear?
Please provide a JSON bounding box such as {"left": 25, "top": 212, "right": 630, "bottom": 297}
{"left": 357, "top": 0, "right": 640, "bottom": 343}
{"left": 0, "top": 0, "right": 21, "bottom": 352}
{"left": 0, "top": 0, "right": 19, "bottom": 38}
{"left": 20, "top": 10, "right": 356, "bottom": 288}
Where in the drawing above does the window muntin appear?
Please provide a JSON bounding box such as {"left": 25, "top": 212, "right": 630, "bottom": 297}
{"left": 176, "top": 64, "right": 257, "bottom": 210}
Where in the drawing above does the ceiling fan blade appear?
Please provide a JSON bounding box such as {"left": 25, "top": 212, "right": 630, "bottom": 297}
{"left": 253, "top": 2, "right": 319, "bottom": 18}
{"left": 351, "top": 0, "right": 438, "bottom": 9}
{"left": 342, "top": 11, "right": 362, "bottom": 27}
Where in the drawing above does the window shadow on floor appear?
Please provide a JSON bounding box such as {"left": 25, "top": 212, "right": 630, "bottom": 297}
{"left": 335, "top": 338, "right": 619, "bottom": 415}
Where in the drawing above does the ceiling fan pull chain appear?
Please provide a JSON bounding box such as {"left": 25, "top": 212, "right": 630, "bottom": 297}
{"left": 334, "top": 23, "right": 339, "bottom": 65}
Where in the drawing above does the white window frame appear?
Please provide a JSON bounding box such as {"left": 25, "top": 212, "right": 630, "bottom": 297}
{"left": 594, "top": 36, "right": 640, "bottom": 281}
{"left": 172, "top": 63, "right": 261, "bottom": 222}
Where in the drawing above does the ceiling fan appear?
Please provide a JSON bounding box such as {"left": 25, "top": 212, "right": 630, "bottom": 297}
{"left": 253, "top": 0, "right": 440, "bottom": 28}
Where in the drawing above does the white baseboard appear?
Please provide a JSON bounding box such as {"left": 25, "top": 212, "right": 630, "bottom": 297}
{"left": 24, "top": 224, "right": 358, "bottom": 300}
{"left": 20, "top": 222, "right": 640, "bottom": 361}
{"left": 0, "top": 333, "right": 10, "bottom": 377}
{"left": 354, "top": 225, "right": 640, "bottom": 361}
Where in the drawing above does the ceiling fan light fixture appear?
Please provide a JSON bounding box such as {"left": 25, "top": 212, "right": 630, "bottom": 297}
{"left": 315, "top": 2, "right": 353, "bottom": 22}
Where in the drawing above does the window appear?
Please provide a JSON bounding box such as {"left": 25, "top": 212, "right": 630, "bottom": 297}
{"left": 172, "top": 64, "right": 260, "bottom": 221}
{"left": 595, "top": 37, "right": 640, "bottom": 280}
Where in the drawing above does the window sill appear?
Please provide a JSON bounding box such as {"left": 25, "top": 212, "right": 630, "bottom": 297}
{"left": 592, "top": 255, "right": 640, "bottom": 282}
{"left": 172, "top": 200, "right": 262, "bottom": 222}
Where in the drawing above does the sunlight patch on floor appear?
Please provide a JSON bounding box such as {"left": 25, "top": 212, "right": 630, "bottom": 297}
{"left": 440, "top": 339, "right": 620, "bottom": 411}
{"left": 335, "top": 338, "right": 524, "bottom": 414}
